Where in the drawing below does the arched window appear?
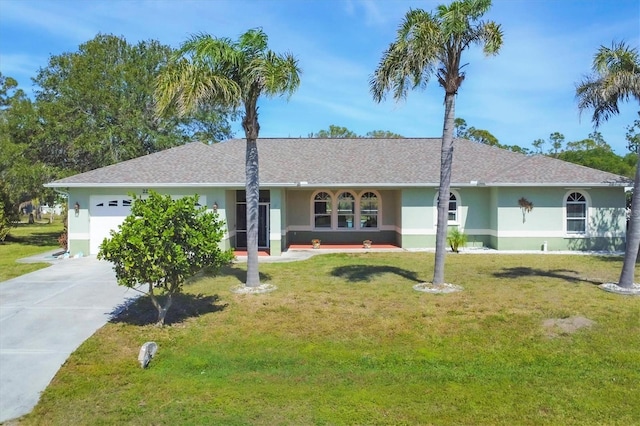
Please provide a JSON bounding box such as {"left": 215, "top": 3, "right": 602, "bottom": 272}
{"left": 434, "top": 191, "right": 460, "bottom": 225}
{"left": 566, "top": 192, "right": 587, "bottom": 234}
{"left": 337, "top": 192, "right": 355, "bottom": 228}
{"left": 448, "top": 193, "right": 458, "bottom": 222}
{"left": 314, "top": 192, "right": 332, "bottom": 228}
{"left": 360, "top": 192, "right": 378, "bottom": 228}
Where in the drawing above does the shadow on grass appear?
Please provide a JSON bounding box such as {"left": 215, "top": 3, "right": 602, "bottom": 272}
{"left": 109, "top": 293, "right": 227, "bottom": 326}
{"left": 331, "top": 264, "right": 421, "bottom": 283}
{"left": 221, "top": 265, "right": 272, "bottom": 284}
{"left": 4, "top": 229, "right": 61, "bottom": 247}
{"left": 492, "top": 267, "right": 602, "bottom": 285}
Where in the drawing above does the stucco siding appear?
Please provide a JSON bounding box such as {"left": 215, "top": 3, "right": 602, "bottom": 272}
{"left": 66, "top": 187, "right": 230, "bottom": 256}
{"left": 400, "top": 188, "right": 434, "bottom": 248}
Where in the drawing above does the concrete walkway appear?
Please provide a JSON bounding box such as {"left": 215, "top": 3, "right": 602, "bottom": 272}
{"left": 0, "top": 252, "right": 140, "bottom": 423}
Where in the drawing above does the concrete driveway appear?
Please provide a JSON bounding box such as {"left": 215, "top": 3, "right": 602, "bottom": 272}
{"left": 0, "top": 253, "right": 139, "bottom": 423}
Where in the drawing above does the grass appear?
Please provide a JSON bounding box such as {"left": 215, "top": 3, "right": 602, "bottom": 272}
{"left": 22, "top": 252, "right": 640, "bottom": 425}
{"left": 0, "top": 219, "right": 64, "bottom": 282}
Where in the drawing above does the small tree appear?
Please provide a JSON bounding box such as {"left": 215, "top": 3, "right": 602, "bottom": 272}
{"left": 98, "top": 191, "right": 234, "bottom": 326}
{"left": 0, "top": 201, "right": 11, "bottom": 242}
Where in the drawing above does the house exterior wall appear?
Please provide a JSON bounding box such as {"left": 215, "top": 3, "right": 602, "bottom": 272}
{"left": 457, "top": 187, "right": 492, "bottom": 248}
{"left": 284, "top": 188, "right": 399, "bottom": 246}
{"left": 65, "top": 187, "right": 231, "bottom": 256}
{"left": 400, "top": 188, "right": 435, "bottom": 248}
{"left": 67, "top": 184, "right": 626, "bottom": 257}
{"left": 490, "top": 187, "right": 626, "bottom": 251}
{"left": 397, "top": 186, "right": 625, "bottom": 252}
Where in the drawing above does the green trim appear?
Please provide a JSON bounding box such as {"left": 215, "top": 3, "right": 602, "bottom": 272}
{"left": 68, "top": 239, "right": 90, "bottom": 257}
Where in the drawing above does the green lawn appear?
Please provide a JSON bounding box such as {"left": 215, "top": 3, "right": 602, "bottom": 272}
{"left": 0, "top": 220, "right": 64, "bottom": 282}
{"left": 23, "top": 252, "right": 639, "bottom": 425}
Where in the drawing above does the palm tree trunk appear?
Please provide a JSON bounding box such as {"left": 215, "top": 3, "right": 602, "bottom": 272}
{"left": 245, "top": 137, "right": 260, "bottom": 287}
{"left": 243, "top": 99, "right": 261, "bottom": 288}
{"left": 618, "top": 151, "right": 640, "bottom": 288}
{"left": 433, "top": 92, "right": 456, "bottom": 285}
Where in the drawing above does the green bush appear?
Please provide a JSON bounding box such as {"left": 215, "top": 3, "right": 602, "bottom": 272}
{"left": 447, "top": 228, "right": 467, "bottom": 253}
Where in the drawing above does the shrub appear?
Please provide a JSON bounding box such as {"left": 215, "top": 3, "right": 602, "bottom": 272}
{"left": 447, "top": 228, "right": 467, "bottom": 253}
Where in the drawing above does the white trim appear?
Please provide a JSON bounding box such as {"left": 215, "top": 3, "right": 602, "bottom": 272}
{"left": 494, "top": 230, "right": 565, "bottom": 238}
{"left": 269, "top": 232, "right": 281, "bottom": 241}
{"left": 400, "top": 228, "right": 437, "bottom": 236}
{"left": 286, "top": 224, "right": 395, "bottom": 233}
{"left": 69, "top": 232, "right": 90, "bottom": 240}
{"left": 563, "top": 190, "right": 591, "bottom": 237}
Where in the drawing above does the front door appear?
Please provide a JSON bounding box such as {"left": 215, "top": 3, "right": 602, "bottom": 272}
{"left": 236, "top": 201, "right": 269, "bottom": 249}
{"left": 258, "top": 203, "right": 269, "bottom": 248}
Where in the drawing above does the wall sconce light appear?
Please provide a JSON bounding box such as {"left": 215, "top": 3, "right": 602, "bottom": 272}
{"left": 212, "top": 202, "right": 218, "bottom": 213}
{"left": 74, "top": 202, "right": 80, "bottom": 216}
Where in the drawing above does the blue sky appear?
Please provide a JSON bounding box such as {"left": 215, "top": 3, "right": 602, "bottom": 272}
{"left": 1, "top": 0, "right": 638, "bottom": 154}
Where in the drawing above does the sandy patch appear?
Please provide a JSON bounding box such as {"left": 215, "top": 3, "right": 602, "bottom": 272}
{"left": 413, "top": 282, "right": 464, "bottom": 294}
{"left": 230, "top": 283, "right": 277, "bottom": 294}
{"left": 543, "top": 316, "right": 595, "bottom": 337}
{"left": 599, "top": 282, "right": 640, "bottom": 296}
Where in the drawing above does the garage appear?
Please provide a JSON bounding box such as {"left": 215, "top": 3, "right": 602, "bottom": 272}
{"left": 89, "top": 196, "right": 132, "bottom": 254}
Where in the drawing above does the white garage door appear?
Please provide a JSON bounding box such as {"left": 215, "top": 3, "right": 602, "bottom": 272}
{"left": 89, "top": 196, "right": 132, "bottom": 255}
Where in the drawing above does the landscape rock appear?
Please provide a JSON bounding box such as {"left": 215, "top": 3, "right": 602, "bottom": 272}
{"left": 138, "top": 342, "right": 158, "bottom": 368}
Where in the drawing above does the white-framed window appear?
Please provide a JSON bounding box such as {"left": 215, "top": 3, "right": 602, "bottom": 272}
{"left": 314, "top": 191, "right": 332, "bottom": 228}
{"left": 311, "top": 190, "right": 381, "bottom": 230}
{"left": 337, "top": 191, "right": 356, "bottom": 228}
{"left": 434, "top": 190, "right": 460, "bottom": 224}
{"left": 360, "top": 192, "right": 379, "bottom": 228}
{"left": 448, "top": 193, "right": 458, "bottom": 222}
{"left": 566, "top": 191, "right": 587, "bottom": 234}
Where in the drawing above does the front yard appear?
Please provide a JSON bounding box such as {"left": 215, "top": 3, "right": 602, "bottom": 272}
{"left": 0, "top": 221, "right": 64, "bottom": 282}
{"left": 20, "top": 252, "right": 640, "bottom": 425}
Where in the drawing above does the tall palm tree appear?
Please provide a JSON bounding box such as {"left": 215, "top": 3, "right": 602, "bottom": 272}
{"left": 576, "top": 41, "right": 640, "bottom": 289}
{"left": 370, "top": 0, "right": 502, "bottom": 285}
{"left": 156, "top": 28, "right": 300, "bottom": 287}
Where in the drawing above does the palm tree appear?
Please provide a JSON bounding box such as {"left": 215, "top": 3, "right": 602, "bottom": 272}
{"left": 370, "top": 0, "right": 502, "bottom": 285}
{"left": 155, "top": 28, "right": 301, "bottom": 287}
{"left": 576, "top": 41, "right": 640, "bottom": 289}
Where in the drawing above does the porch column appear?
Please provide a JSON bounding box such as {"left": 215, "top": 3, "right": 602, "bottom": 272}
{"left": 269, "top": 189, "right": 283, "bottom": 256}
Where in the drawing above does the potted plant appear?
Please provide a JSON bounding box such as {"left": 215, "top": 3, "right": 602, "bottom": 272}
{"left": 363, "top": 239, "right": 372, "bottom": 249}
{"left": 311, "top": 239, "right": 321, "bottom": 249}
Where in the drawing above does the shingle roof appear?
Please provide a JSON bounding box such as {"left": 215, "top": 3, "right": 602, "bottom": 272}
{"left": 46, "top": 138, "right": 630, "bottom": 188}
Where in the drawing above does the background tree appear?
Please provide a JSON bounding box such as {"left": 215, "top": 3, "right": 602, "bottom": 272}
{"left": 454, "top": 118, "right": 499, "bottom": 145}
{"left": 365, "top": 130, "right": 403, "bottom": 138}
{"left": 308, "top": 125, "right": 403, "bottom": 138}
{"left": 626, "top": 112, "right": 640, "bottom": 153}
{"left": 549, "top": 132, "right": 565, "bottom": 157}
{"left": 576, "top": 41, "right": 640, "bottom": 289}
{"left": 32, "top": 34, "right": 235, "bottom": 175}
{"left": 371, "top": 0, "right": 502, "bottom": 285}
{"left": 309, "top": 124, "right": 358, "bottom": 138}
{"left": 0, "top": 73, "right": 54, "bottom": 223}
{"left": 98, "top": 191, "right": 234, "bottom": 326}
{"left": 156, "top": 28, "right": 300, "bottom": 288}
{"left": 454, "top": 117, "right": 468, "bottom": 138}
{"left": 532, "top": 138, "right": 545, "bottom": 154}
